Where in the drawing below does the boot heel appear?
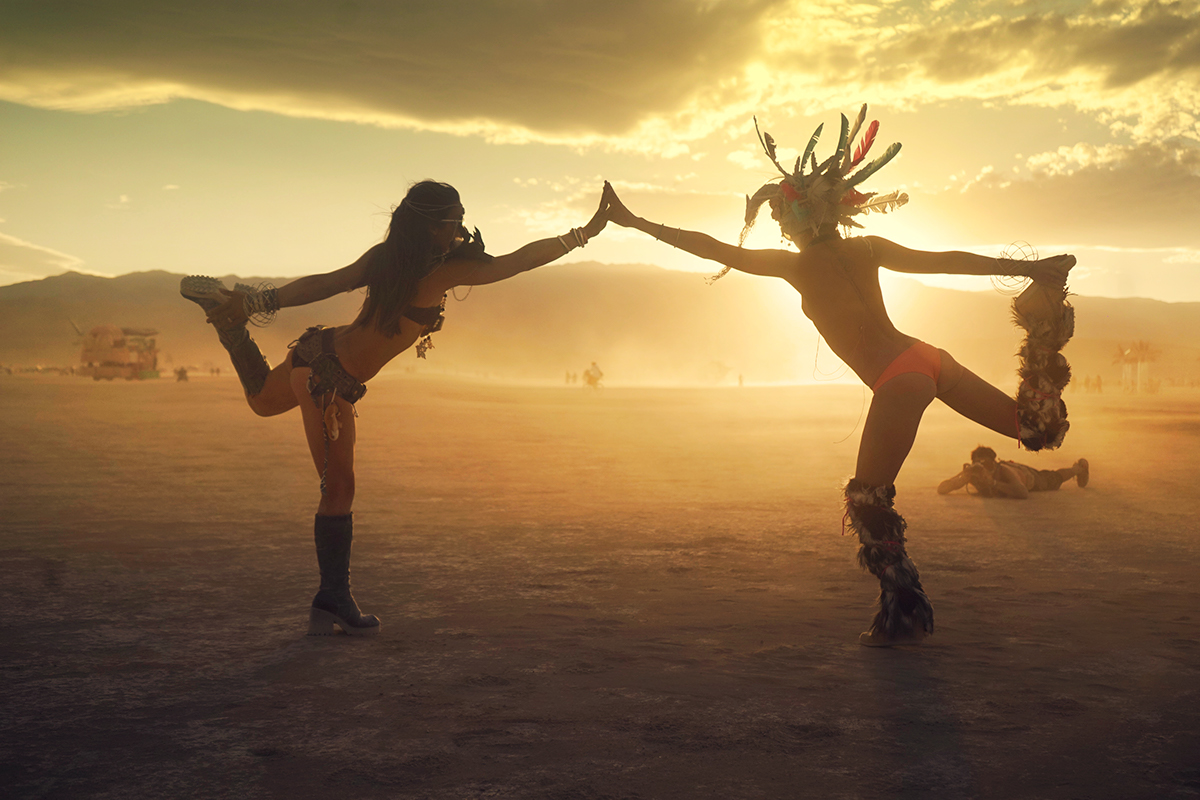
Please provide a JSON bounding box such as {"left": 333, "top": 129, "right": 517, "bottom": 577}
{"left": 307, "top": 607, "right": 338, "bottom": 636}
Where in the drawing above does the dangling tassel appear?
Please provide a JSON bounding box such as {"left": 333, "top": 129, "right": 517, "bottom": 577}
{"left": 844, "top": 479, "right": 934, "bottom": 643}
{"left": 1012, "top": 287, "right": 1075, "bottom": 451}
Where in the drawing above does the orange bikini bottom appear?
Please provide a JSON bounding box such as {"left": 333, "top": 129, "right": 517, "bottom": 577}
{"left": 872, "top": 341, "right": 942, "bottom": 391}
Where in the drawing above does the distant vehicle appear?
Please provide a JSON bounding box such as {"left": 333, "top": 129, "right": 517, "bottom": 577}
{"left": 76, "top": 324, "right": 160, "bottom": 381}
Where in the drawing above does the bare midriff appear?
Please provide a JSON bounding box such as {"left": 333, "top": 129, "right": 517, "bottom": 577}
{"left": 789, "top": 237, "right": 918, "bottom": 388}
{"left": 320, "top": 276, "right": 451, "bottom": 382}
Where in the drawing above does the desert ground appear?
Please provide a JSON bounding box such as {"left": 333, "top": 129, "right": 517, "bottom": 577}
{"left": 2, "top": 373, "right": 1198, "bottom": 799}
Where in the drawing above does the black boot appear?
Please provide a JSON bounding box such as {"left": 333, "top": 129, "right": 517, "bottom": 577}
{"left": 308, "top": 513, "right": 381, "bottom": 636}
{"left": 180, "top": 275, "right": 271, "bottom": 396}
{"left": 215, "top": 324, "right": 271, "bottom": 397}
{"left": 844, "top": 479, "right": 933, "bottom": 646}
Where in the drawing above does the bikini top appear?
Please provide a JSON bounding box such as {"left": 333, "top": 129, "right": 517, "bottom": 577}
{"left": 400, "top": 230, "right": 490, "bottom": 350}
{"left": 402, "top": 297, "right": 445, "bottom": 333}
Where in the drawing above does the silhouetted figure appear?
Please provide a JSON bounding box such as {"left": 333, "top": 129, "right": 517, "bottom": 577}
{"left": 181, "top": 181, "right": 608, "bottom": 637}
{"left": 602, "top": 104, "right": 1075, "bottom": 646}
{"left": 583, "top": 362, "right": 603, "bottom": 389}
{"left": 938, "top": 445, "right": 1088, "bottom": 499}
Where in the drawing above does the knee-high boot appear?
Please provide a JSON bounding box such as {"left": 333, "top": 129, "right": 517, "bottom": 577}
{"left": 215, "top": 324, "right": 271, "bottom": 397}
{"left": 308, "top": 513, "right": 381, "bottom": 636}
{"left": 844, "top": 479, "right": 933, "bottom": 642}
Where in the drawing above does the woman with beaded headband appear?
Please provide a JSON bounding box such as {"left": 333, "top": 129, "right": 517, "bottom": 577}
{"left": 180, "top": 180, "right": 608, "bottom": 637}
{"left": 602, "top": 105, "right": 1076, "bottom": 646}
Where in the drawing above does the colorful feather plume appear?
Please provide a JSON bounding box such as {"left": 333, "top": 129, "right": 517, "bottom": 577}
{"left": 846, "top": 141, "right": 901, "bottom": 188}
{"left": 842, "top": 104, "right": 867, "bottom": 172}
{"left": 858, "top": 190, "right": 909, "bottom": 214}
{"left": 851, "top": 120, "right": 879, "bottom": 167}
{"left": 743, "top": 103, "right": 907, "bottom": 242}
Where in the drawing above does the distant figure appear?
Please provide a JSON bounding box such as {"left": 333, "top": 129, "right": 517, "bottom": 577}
{"left": 738, "top": 373, "right": 744, "bottom": 387}
{"left": 181, "top": 180, "right": 608, "bottom": 637}
{"left": 602, "top": 104, "right": 1076, "bottom": 646}
{"left": 938, "top": 446, "right": 1089, "bottom": 499}
{"left": 175, "top": 366, "right": 188, "bottom": 382}
{"left": 583, "top": 361, "right": 604, "bottom": 389}
{"left": 565, "top": 370, "right": 572, "bottom": 385}
{"left": 1095, "top": 374, "right": 1103, "bottom": 393}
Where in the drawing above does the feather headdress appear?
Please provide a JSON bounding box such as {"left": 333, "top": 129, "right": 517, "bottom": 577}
{"left": 742, "top": 104, "right": 908, "bottom": 245}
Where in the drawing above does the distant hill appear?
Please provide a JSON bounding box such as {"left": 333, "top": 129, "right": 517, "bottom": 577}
{"left": 2, "top": 265, "right": 1198, "bottom": 387}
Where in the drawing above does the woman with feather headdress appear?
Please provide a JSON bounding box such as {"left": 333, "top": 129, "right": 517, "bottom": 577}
{"left": 601, "top": 105, "right": 1075, "bottom": 646}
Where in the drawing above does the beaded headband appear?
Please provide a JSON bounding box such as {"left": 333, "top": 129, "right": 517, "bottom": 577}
{"left": 401, "top": 197, "right": 465, "bottom": 223}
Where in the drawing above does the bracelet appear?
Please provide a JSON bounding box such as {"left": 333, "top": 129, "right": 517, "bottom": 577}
{"left": 570, "top": 227, "right": 587, "bottom": 248}
{"left": 996, "top": 257, "right": 1027, "bottom": 277}
{"left": 657, "top": 223, "right": 681, "bottom": 248}
{"left": 557, "top": 235, "right": 571, "bottom": 254}
{"left": 242, "top": 286, "right": 280, "bottom": 327}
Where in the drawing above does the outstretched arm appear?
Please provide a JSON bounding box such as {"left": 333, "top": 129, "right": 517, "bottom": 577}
{"left": 868, "top": 236, "right": 1074, "bottom": 289}
{"left": 434, "top": 189, "right": 608, "bottom": 289}
{"left": 937, "top": 464, "right": 972, "bottom": 495}
{"left": 204, "top": 247, "right": 373, "bottom": 328}
{"left": 603, "top": 181, "right": 796, "bottom": 279}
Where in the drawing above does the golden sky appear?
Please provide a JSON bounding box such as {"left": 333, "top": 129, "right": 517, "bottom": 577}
{"left": 1, "top": 0, "right": 1197, "bottom": 299}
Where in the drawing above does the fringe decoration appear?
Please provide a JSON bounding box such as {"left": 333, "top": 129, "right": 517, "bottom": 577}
{"left": 844, "top": 479, "right": 934, "bottom": 639}
{"left": 1012, "top": 294, "right": 1075, "bottom": 451}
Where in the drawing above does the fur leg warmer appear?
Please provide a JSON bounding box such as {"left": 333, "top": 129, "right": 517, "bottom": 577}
{"left": 844, "top": 479, "right": 934, "bottom": 639}
{"left": 1013, "top": 288, "right": 1075, "bottom": 451}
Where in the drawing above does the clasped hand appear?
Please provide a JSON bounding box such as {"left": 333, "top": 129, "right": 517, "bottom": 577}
{"left": 207, "top": 289, "right": 249, "bottom": 329}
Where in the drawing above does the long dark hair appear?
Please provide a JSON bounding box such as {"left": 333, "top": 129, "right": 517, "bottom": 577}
{"left": 359, "top": 180, "right": 464, "bottom": 336}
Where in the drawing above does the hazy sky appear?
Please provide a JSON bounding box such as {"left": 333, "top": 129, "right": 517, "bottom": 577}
{"left": 1, "top": 0, "right": 1198, "bottom": 300}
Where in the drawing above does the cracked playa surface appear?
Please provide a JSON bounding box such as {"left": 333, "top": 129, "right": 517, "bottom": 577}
{"left": 2, "top": 375, "right": 1199, "bottom": 799}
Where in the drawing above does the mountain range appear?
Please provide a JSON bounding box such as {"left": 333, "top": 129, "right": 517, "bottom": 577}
{"left": 3, "top": 264, "right": 1197, "bottom": 387}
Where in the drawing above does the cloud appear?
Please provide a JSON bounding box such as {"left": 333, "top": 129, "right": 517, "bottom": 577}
{"left": 0, "top": 231, "right": 85, "bottom": 282}
{"left": 922, "top": 140, "right": 1200, "bottom": 248}
{"left": 0, "top": 0, "right": 1196, "bottom": 152}
{"left": 0, "top": 0, "right": 780, "bottom": 147}
{"left": 1164, "top": 249, "right": 1200, "bottom": 264}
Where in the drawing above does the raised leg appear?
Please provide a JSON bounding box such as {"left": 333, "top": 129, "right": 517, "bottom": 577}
{"left": 935, "top": 351, "right": 1020, "bottom": 439}
{"left": 180, "top": 275, "right": 299, "bottom": 417}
